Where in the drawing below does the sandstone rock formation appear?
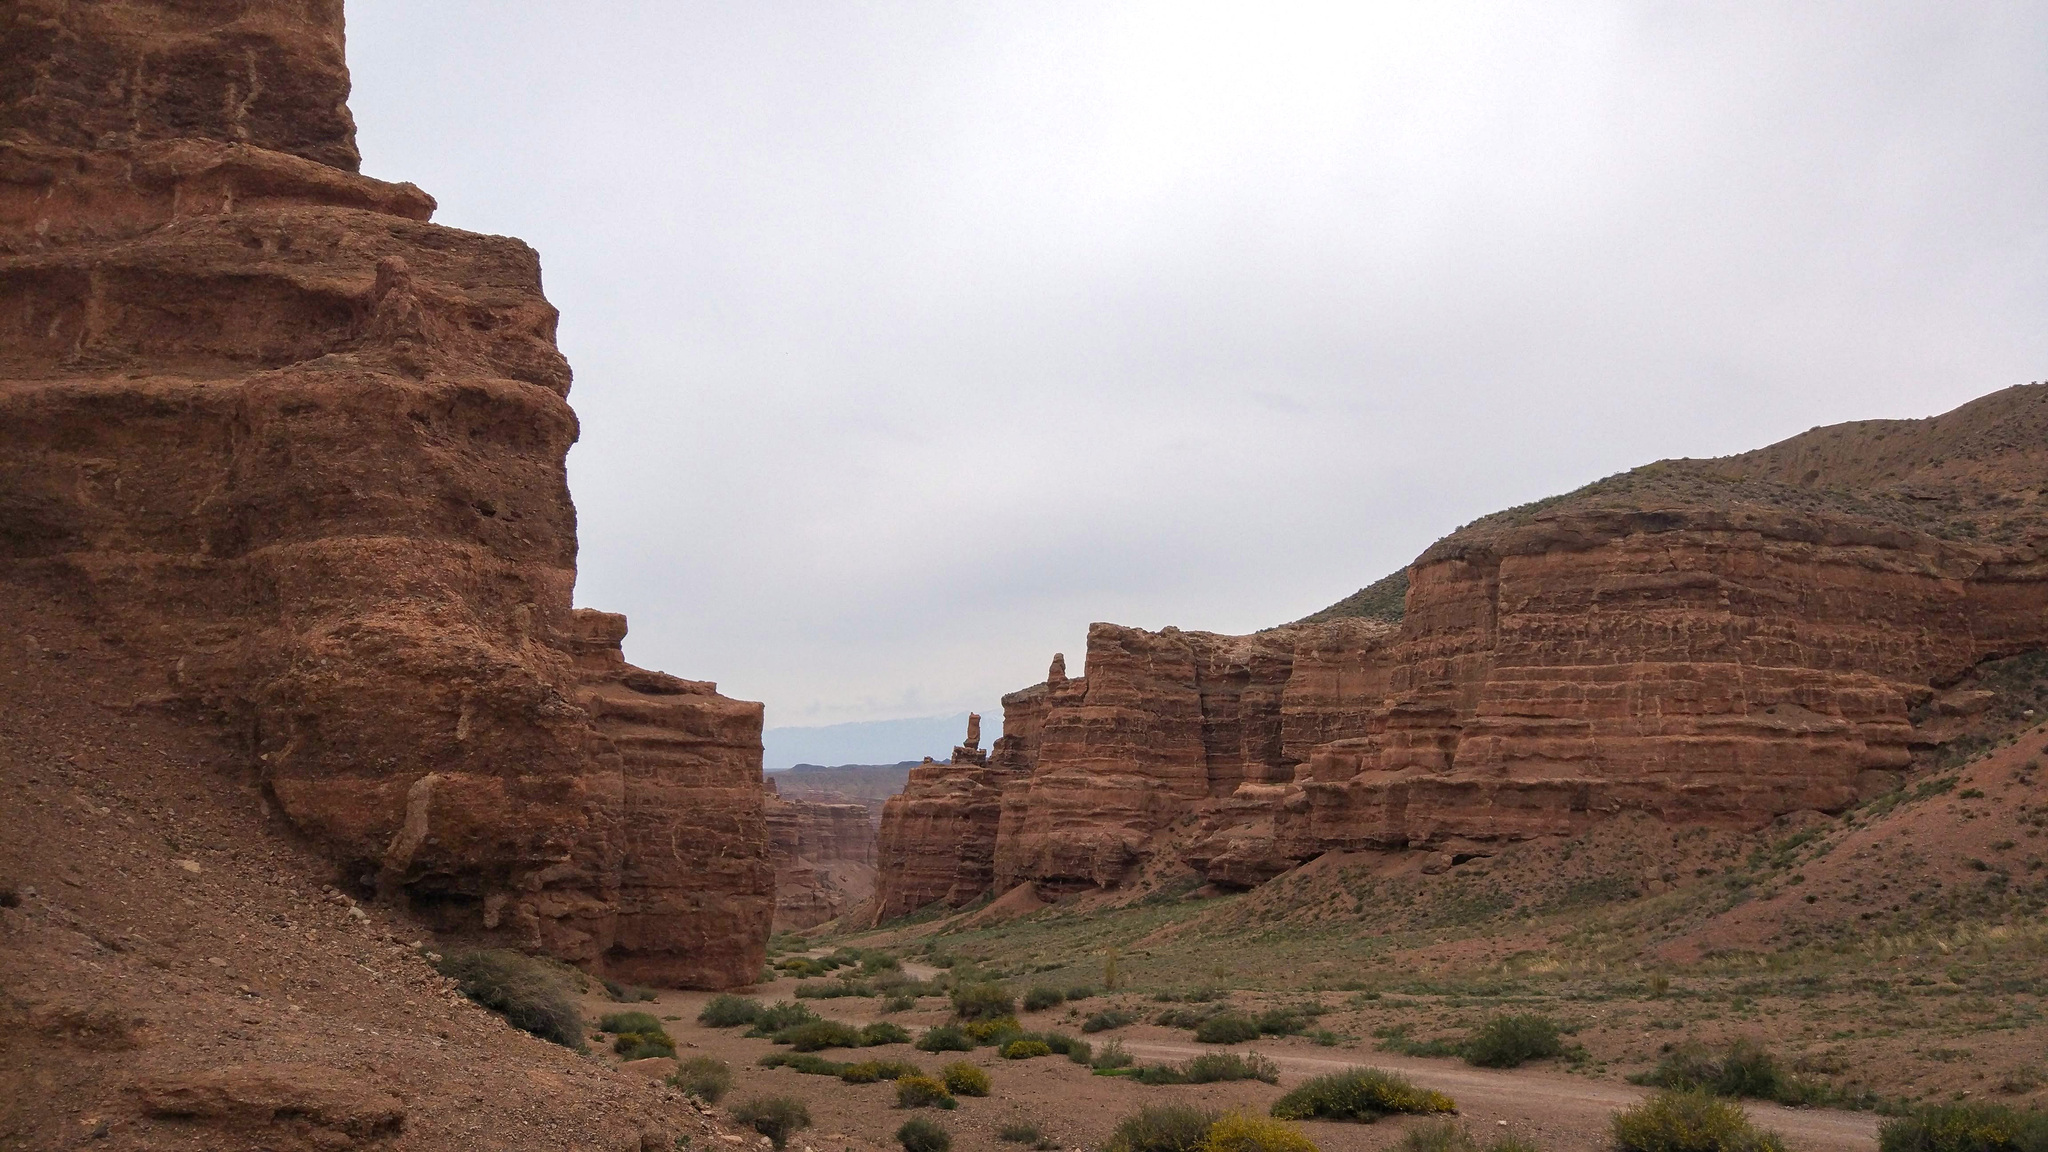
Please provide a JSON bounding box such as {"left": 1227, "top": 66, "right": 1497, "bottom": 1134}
{"left": 764, "top": 777, "right": 878, "bottom": 930}
{"left": 0, "top": 0, "right": 768, "bottom": 986}
{"left": 882, "top": 385, "right": 2048, "bottom": 903}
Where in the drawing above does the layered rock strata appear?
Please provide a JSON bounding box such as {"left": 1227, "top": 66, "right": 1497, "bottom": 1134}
{"left": 764, "top": 779, "right": 879, "bottom": 930}
{"left": 0, "top": 0, "right": 769, "bottom": 985}
{"left": 886, "top": 385, "right": 2048, "bottom": 900}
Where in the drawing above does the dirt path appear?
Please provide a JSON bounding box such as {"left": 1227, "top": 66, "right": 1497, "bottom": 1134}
{"left": 1125, "top": 1041, "right": 1880, "bottom": 1152}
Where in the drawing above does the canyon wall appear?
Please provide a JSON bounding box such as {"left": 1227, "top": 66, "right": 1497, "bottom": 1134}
{"left": 881, "top": 385, "right": 2048, "bottom": 902}
{"left": 0, "top": 0, "right": 770, "bottom": 986}
{"left": 765, "top": 779, "right": 878, "bottom": 930}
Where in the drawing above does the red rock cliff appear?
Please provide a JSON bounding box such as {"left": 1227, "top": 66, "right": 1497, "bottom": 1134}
{"left": 0, "top": 0, "right": 770, "bottom": 986}
{"left": 765, "top": 779, "right": 878, "bottom": 930}
{"left": 880, "top": 385, "right": 2048, "bottom": 902}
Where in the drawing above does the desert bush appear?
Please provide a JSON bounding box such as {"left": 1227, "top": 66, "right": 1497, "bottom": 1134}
{"left": 1256, "top": 1009, "right": 1308, "bottom": 1037}
{"left": 966, "top": 1015, "right": 1024, "bottom": 1044}
{"left": 1085, "top": 1008, "right": 1142, "bottom": 1033}
{"left": 1194, "top": 1014, "right": 1263, "bottom": 1045}
{"left": 1611, "top": 1091, "right": 1784, "bottom": 1152}
{"left": 1134, "top": 1065, "right": 1192, "bottom": 1086}
{"left": 862, "top": 951, "right": 903, "bottom": 974}
{"left": 942, "top": 1062, "right": 991, "bottom": 1096}
{"left": 731, "top": 1096, "right": 812, "bottom": 1150}
{"left": 1024, "top": 986, "right": 1065, "bottom": 1012}
{"left": 1463, "top": 1015, "right": 1564, "bottom": 1069}
{"left": 613, "top": 1031, "right": 677, "bottom": 1060}
{"left": 758, "top": 1052, "right": 844, "bottom": 1075}
{"left": 1186, "top": 1052, "right": 1281, "bottom": 1085}
{"left": 744, "top": 1002, "right": 820, "bottom": 1037}
{"left": 1104, "top": 1105, "right": 1220, "bottom": 1152}
{"left": 840, "top": 1060, "right": 922, "bottom": 1084}
{"left": 1042, "top": 1031, "right": 1091, "bottom": 1064}
{"left": 898, "top": 1116, "right": 953, "bottom": 1152}
{"left": 434, "top": 948, "right": 584, "bottom": 1050}
{"left": 1397, "top": 1120, "right": 1540, "bottom": 1152}
{"left": 1878, "top": 1102, "right": 2048, "bottom": 1152}
{"left": 776, "top": 1020, "right": 865, "bottom": 1051}
{"left": 954, "top": 982, "right": 1017, "bottom": 1021}
{"left": 1067, "top": 986, "right": 1097, "bottom": 1001}
{"left": 699, "top": 995, "right": 764, "bottom": 1028}
{"left": 863, "top": 1022, "right": 913, "bottom": 1046}
{"left": 603, "top": 977, "right": 657, "bottom": 1003}
{"left": 1269, "top": 1068, "right": 1456, "bottom": 1122}
{"left": 598, "top": 1011, "right": 665, "bottom": 1034}
{"left": 883, "top": 994, "right": 919, "bottom": 1013}
{"left": 1093, "top": 1039, "right": 1136, "bottom": 1070}
{"left": 670, "top": 1056, "right": 733, "bottom": 1103}
{"left": 1157, "top": 1007, "right": 1224, "bottom": 1030}
{"left": 999, "top": 1122, "right": 1045, "bottom": 1144}
{"left": 1003, "top": 1039, "right": 1053, "bottom": 1059}
{"left": 1631, "top": 1039, "right": 1828, "bottom": 1106}
{"left": 896, "top": 1074, "right": 958, "bottom": 1109}
{"left": 918, "top": 1025, "right": 976, "bottom": 1052}
{"left": 1201, "top": 1111, "right": 1320, "bottom": 1152}
{"left": 797, "top": 979, "right": 875, "bottom": 999}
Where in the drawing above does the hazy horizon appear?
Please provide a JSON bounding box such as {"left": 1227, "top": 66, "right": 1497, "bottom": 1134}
{"left": 347, "top": 2, "right": 2047, "bottom": 725}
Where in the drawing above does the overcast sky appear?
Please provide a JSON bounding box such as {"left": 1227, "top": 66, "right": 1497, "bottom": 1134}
{"left": 347, "top": 2, "right": 2047, "bottom": 732}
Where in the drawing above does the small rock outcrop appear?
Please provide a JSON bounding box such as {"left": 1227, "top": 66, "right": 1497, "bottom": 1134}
{"left": 0, "top": 0, "right": 769, "bottom": 985}
{"left": 878, "top": 385, "right": 2048, "bottom": 902}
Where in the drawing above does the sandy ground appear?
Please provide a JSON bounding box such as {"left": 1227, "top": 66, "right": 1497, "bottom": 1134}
{"left": 599, "top": 977, "right": 1879, "bottom": 1152}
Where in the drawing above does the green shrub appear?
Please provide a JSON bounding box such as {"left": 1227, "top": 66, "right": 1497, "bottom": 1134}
{"left": 896, "top": 1074, "right": 958, "bottom": 1109}
{"left": 863, "top": 1022, "right": 913, "bottom": 1046}
{"left": 1256, "top": 1009, "right": 1308, "bottom": 1037}
{"left": 1104, "top": 1105, "right": 1219, "bottom": 1152}
{"left": 884, "top": 995, "right": 918, "bottom": 1013}
{"left": 942, "top": 1062, "right": 991, "bottom": 1096}
{"left": 1024, "top": 986, "right": 1065, "bottom": 1012}
{"left": 797, "top": 979, "right": 876, "bottom": 999}
{"left": 954, "top": 983, "right": 1017, "bottom": 1021}
{"left": 1630, "top": 1040, "right": 1830, "bottom": 1106}
{"left": 1000, "top": 1122, "right": 1045, "bottom": 1144}
{"left": 1042, "top": 1031, "right": 1091, "bottom": 1064}
{"left": 1611, "top": 1091, "right": 1785, "bottom": 1152}
{"left": 1093, "top": 1039, "right": 1136, "bottom": 1070}
{"left": 1194, "top": 1014, "right": 1263, "bottom": 1045}
{"left": 1462, "top": 1015, "right": 1563, "bottom": 1069}
{"left": 898, "top": 1116, "right": 953, "bottom": 1152}
{"left": 1067, "top": 986, "right": 1097, "bottom": 1001}
{"left": 1134, "top": 1065, "right": 1192, "bottom": 1086}
{"left": 840, "top": 1060, "right": 923, "bottom": 1084}
{"left": 966, "top": 1015, "right": 1023, "bottom": 1043}
{"left": 862, "top": 951, "right": 903, "bottom": 975}
{"left": 1202, "top": 1111, "right": 1320, "bottom": 1152}
{"left": 699, "top": 995, "right": 763, "bottom": 1028}
{"left": 1003, "top": 1039, "right": 1053, "bottom": 1059}
{"left": 758, "top": 1052, "right": 844, "bottom": 1075}
{"left": 613, "top": 1031, "right": 676, "bottom": 1060}
{"left": 670, "top": 1056, "right": 733, "bottom": 1103}
{"left": 1878, "top": 1102, "right": 2048, "bottom": 1152}
{"left": 1185, "top": 1052, "right": 1280, "bottom": 1085}
{"left": 917, "top": 1025, "right": 975, "bottom": 1052}
{"left": 598, "top": 1011, "right": 666, "bottom": 1035}
{"left": 602, "top": 977, "right": 657, "bottom": 1003}
{"left": 1157, "top": 1007, "right": 1223, "bottom": 1030}
{"left": 1269, "top": 1068, "right": 1456, "bottom": 1122}
{"left": 1085, "top": 1008, "right": 1141, "bottom": 1033}
{"left": 776, "top": 1020, "right": 865, "bottom": 1051}
{"left": 731, "top": 1096, "right": 812, "bottom": 1150}
{"left": 434, "top": 948, "right": 584, "bottom": 1051}
{"left": 744, "top": 1002, "right": 821, "bottom": 1037}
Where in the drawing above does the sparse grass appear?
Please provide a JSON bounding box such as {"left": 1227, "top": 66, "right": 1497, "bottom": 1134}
{"left": 670, "top": 1056, "right": 733, "bottom": 1103}
{"left": 1105, "top": 1105, "right": 1220, "bottom": 1152}
{"left": 941, "top": 1062, "right": 991, "bottom": 1096}
{"left": 434, "top": 948, "right": 584, "bottom": 1051}
{"left": 731, "top": 1097, "right": 812, "bottom": 1150}
{"left": 1269, "top": 1068, "right": 1456, "bottom": 1123}
{"left": 898, "top": 1116, "right": 953, "bottom": 1152}
{"left": 1610, "top": 1091, "right": 1785, "bottom": 1152}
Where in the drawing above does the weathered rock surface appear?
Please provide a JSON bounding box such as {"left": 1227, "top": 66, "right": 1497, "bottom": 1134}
{"left": 870, "top": 702, "right": 1044, "bottom": 922}
{"left": 881, "top": 385, "right": 2048, "bottom": 902}
{"left": 765, "top": 778, "right": 878, "bottom": 930}
{"left": 0, "top": 0, "right": 768, "bottom": 986}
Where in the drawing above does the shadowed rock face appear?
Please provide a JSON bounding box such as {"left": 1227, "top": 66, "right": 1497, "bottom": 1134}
{"left": 765, "top": 779, "right": 877, "bottom": 930}
{"left": 880, "top": 385, "right": 2048, "bottom": 901}
{"left": 0, "top": 0, "right": 769, "bottom": 986}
